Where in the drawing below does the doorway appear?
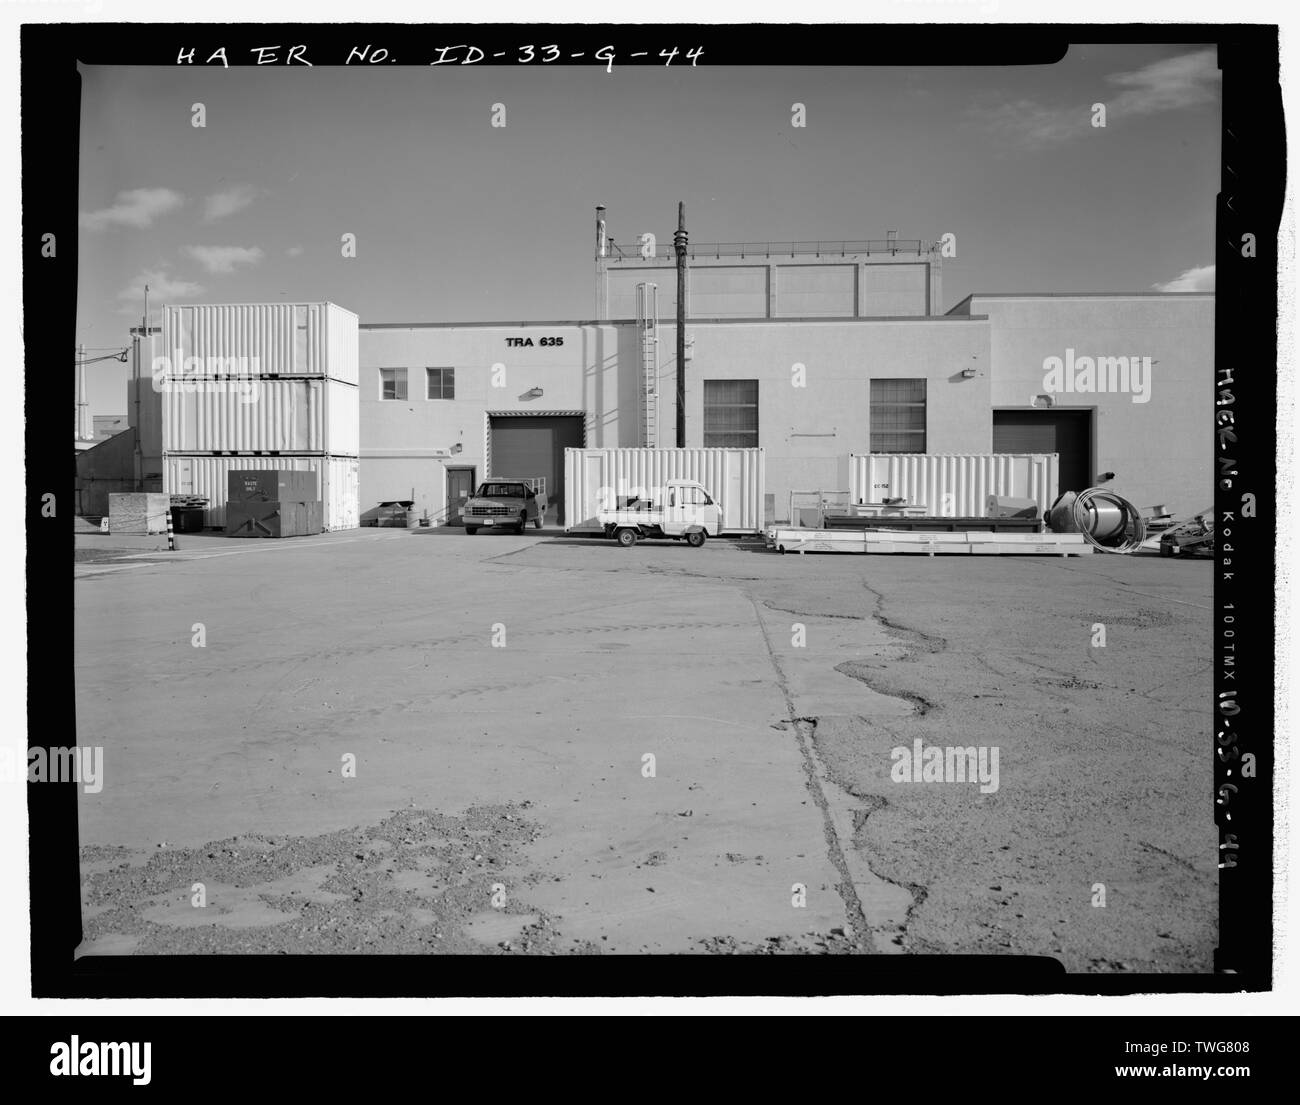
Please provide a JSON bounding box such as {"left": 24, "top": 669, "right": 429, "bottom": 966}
{"left": 445, "top": 466, "right": 476, "bottom": 526}
{"left": 487, "top": 414, "right": 585, "bottom": 525}
{"left": 992, "top": 410, "right": 1093, "bottom": 496}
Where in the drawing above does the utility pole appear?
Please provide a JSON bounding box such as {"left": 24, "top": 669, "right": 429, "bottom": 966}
{"left": 135, "top": 284, "right": 148, "bottom": 490}
{"left": 674, "top": 202, "right": 687, "bottom": 448}
{"left": 76, "top": 343, "right": 85, "bottom": 439}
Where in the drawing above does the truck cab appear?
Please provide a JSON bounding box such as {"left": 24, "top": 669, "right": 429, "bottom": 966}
{"left": 463, "top": 478, "right": 548, "bottom": 535}
{"left": 597, "top": 479, "right": 722, "bottom": 547}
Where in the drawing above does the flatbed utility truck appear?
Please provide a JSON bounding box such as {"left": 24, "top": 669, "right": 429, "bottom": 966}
{"left": 597, "top": 479, "right": 722, "bottom": 547}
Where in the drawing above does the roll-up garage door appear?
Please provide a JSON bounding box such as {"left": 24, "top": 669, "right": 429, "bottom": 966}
{"left": 992, "top": 410, "right": 1092, "bottom": 495}
{"left": 487, "top": 415, "right": 585, "bottom": 524}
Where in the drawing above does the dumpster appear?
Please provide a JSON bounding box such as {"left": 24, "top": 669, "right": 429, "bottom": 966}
{"left": 170, "top": 506, "right": 207, "bottom": 533}
{"left": 227, "top": 469, "right": 319, "bottom": 504}
{"left": 226, "top": 500, "right": 323, "bottom": 538}
{"left": 377, "top": 500, "right": 415, "bottom": 527}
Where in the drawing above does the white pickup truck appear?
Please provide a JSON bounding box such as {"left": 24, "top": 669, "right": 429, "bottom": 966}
{"left": 597, "top": 479, "right": 722, "bottom": 547}
{"left": 463, "top": 478, "right": 548, "bottom": 535}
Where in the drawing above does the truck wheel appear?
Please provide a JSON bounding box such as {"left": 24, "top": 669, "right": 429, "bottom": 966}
{"left": 517, "top": 512, "right": 528, "bottom": 535}
{"left": 616, "top": 527, "right": 638, "bottom": 548}
{"left": 686, "top": 530, "right": 706, "bottom": 548}
{"left": 465, "top": 527, "right": 478, "bottom": 536}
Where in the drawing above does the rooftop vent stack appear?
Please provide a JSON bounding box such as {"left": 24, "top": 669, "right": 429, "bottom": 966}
{"left": 595, "top": 205, "right": 607, "bottom": 257}
{"left": 76, "top": 344, "right": 86, "bottom": 438}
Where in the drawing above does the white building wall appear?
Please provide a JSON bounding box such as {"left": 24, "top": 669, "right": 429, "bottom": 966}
{"left": 358, "top": 323, "right": 628, "bottom": 521}
{"left": 967, "top": 293, "right": 1214, "bottom": 518}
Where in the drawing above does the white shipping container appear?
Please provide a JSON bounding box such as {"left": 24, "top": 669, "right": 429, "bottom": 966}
{"left": 163, "top": 377, "right": 359, "bottom": 454}
{"left": 565, "top": 447, "right": 764, "bottom": 533}
{"left": 849, "top": 453, "right": 1059, "bottom": 518}
{"left": 160, "top": 302, "right": 359, "bottom": 385}
{"left": 164, "top": 454, "right": 360, "bottom": 531}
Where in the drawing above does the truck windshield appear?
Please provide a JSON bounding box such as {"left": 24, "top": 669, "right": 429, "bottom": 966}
{"left": 478, "top": 483, "right": 527, "bottom": 498}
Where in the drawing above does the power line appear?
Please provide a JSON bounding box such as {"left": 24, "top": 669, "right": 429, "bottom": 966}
{"left": 75, "top": 350, "right": 128, "bottom": 366}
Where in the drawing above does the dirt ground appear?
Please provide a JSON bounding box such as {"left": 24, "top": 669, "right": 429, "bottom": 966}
{"left": 73, "top": 528, "right": 1214, "bottom": 965}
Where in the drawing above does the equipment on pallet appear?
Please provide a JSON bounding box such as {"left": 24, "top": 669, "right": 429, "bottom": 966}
{"left": 985, "top": 495, "right": 1041, "bottom": 520}
{"left": 1159, "top": 509, "right": 1215, "bottom": 557}
{"left": 822, "top": 513, "right": 1042, "bottom": 533}
{"left": 765, "top": 527, "right": 1092, "bottom": 556}
{"left": 1047, "top": 486, "right": 1147, "bottom": 554}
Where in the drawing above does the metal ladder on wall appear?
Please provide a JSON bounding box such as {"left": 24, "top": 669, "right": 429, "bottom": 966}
{"left": 635, "top": 282, "right": 659, "bottom": 448}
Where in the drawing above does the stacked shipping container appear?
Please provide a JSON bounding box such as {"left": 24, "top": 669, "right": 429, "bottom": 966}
{"left": 160, "top": 303, "right": 361, "bottom": 529}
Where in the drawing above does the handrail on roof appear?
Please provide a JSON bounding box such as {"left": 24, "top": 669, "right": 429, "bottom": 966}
{"left": 602, "top": 238, "right": 931, "bottom": 260}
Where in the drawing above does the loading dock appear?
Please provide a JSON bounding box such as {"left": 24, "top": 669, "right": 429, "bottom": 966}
{"left": 487, "top": 413, "right": 585, "bottom": 526}
{"left": 993, "top": 410, "right": 1092, "bottom": 498}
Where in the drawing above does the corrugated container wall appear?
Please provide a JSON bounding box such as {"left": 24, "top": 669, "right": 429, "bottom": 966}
{"left": 161, "top": 302, "right": 360, "bottom": 530}
{"left": 849, "top": 453, "right": 1059, "bottom": 517}
{"left": 163, "top": 377, "right": 358, "bottom": 453}
{"left": 565, "top": 447, "right": 765, "bottom": 533}
{"left": 161, "top": 303, "right": 359, "bottom": 385}
{"left": 164, "top": 455, "right": 360, "bottom": 530}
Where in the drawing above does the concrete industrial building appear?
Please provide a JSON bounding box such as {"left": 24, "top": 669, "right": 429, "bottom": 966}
{"left": 356, "top": 211, "right": 1212, "bottom": 525}
{"left": 85, "top": 209, "right": 1214, "bottom": 527}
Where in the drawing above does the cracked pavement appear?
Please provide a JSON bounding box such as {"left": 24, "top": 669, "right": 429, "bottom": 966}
{"left": 74, "top": 527, "right": 1214, "bottom": 966}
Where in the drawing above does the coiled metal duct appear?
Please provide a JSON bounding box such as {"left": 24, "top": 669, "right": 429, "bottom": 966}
{"left": 1071, "top": 487, "right": 1147, "bottom": 554}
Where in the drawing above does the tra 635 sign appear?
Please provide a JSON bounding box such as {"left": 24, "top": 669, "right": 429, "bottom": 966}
{"left": 506, "top": 336, "right": 564, "bottom": 347}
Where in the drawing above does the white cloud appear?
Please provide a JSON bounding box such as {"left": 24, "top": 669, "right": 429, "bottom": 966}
{"left": 203, "top": 184, "right": 258, "bottom": 222}
{"left": 972, "top": 49, "right": 1221, "bottom": 148}
{"left": 115, "top": 267, "right": 204, "bottom": 312}
{"left": 1106, "top": 49, "right": 1221, "bottom": 117}
{"left": 1152, "top": 264, "right": 1215, "bottom": 292}
{"left": 968, "top": 98, "right": 1084, "bottom": 147}
{"left": 80, "top": 188, "right": 184, "bottom": 231}
{"left": 183, "top": 245, "right": 265, "bottom": 274}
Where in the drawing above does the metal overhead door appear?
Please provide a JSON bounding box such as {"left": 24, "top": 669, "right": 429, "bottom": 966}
{"left": 993, "top": 411, "right": 1091, "bottom": 496}
{"left": 488, "top": 415, "right": 585, "bottom": 524}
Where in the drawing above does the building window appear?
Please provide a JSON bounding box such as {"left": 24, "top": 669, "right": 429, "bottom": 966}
{"left": 703, "top": 379, "right": 759, "bottom": 448}
{"left": 380, "top": 368, "right": 408, "bottom": 401}
{"left": 870, "top": 378, "right": 926, "bottom": 453}
{"left": 426, "top": 367, "right": 455, "bottom": 400}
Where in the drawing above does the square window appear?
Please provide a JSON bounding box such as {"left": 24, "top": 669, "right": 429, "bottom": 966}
{"left": 380, "top": 368, "right": 408, "bottom": 401}
{"left": 426, "top": 367, "right": 455, "bottom": 400}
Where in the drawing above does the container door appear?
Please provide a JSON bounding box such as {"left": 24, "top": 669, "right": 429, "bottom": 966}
{"left": 580, "top": 452, "right": 607, "bottom": 528}
{"left": 725, "top": 453, "right": 744, "bottom": 530}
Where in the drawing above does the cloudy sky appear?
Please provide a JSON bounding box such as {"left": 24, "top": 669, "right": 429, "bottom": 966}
{"left": 75, "top": 43, "right": 1220, "bottom": 415}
